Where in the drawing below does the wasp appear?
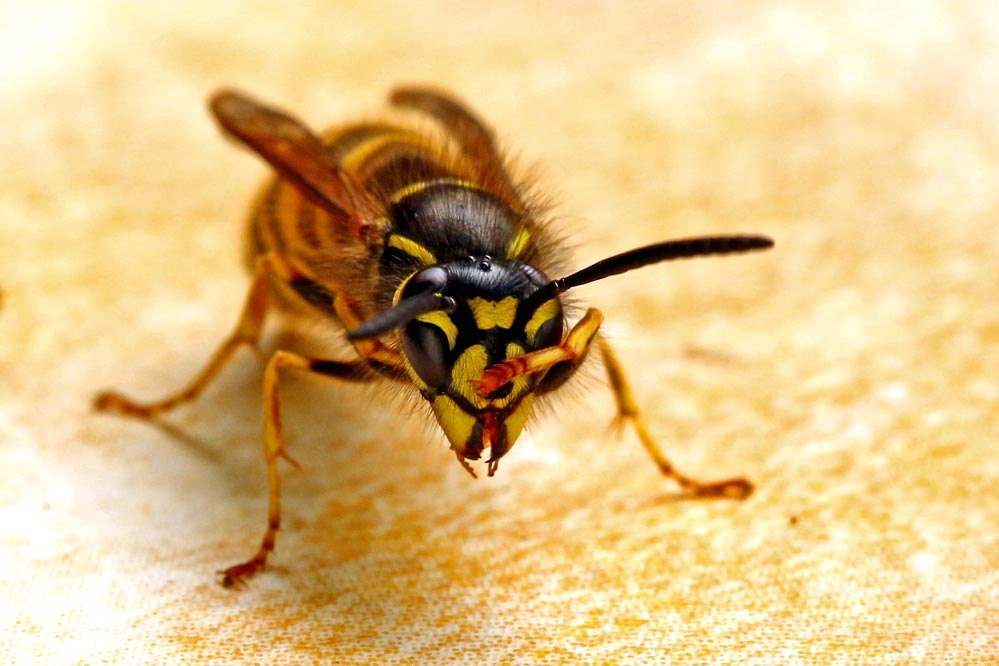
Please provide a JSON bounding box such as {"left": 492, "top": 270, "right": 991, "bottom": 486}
{"left": 95, "top": 87, "right": 773, "bottom": 586}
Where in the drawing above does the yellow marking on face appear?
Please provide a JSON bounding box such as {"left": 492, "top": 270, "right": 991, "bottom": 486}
{"left": 388, "top": 178, "right": 479, "bottom": 205}
{"left": 468, "top": 296, "right": 519, "bottom": 330}
{"left": 431, "top": 344, "right": 540, "bottom": 458}
{"left": 432, "top": 395, "right": 476, "bottom": 454}
{"left": 502, "top": 394, "right": 535, "bottom": 449}
{"left": 388, "top": 234, "right": 438, "bottom": 266}
{"left": 340, "top": 132, "right": 413, "bottom": 171}
{"left": 525, "top": 297, "right": 561, "bottom": 344}
{"left": 507, "top": 227, "right": 531, "bottom": 259}
{"left": 451, "top": 345, "right": 490, "bottom": 409}
{"left": 415, "top": 310, "right": 459, "bottom": 349}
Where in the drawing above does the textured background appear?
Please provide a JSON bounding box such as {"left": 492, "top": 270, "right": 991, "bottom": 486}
{"left": 2, "top": 1, "right": 997, "bottom": 664}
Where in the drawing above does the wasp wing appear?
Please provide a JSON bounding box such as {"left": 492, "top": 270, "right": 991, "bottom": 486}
{"left": 210, "top": 90, "right": 379, "bottom": 233}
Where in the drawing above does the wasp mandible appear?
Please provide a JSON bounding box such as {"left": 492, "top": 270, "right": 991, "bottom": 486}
{"left": 96, "top": 87, "right": 773, "bottom": 586}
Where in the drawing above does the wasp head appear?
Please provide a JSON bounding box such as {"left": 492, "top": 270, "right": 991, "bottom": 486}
{"left": 351, "top": 256, "right": 564, "bottom": 475}
{"left": 399, "top": 256, "right": 564, "bottom": 474}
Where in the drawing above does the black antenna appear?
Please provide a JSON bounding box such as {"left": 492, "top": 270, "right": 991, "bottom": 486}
{"left": 348, "top": 234, "right": 773, "bottom": 340}
{"left": 529, "top": 234, "right": 773, "bottom": 305}
{"left": 347, "top": 292, "right": 455, "bottom": 340}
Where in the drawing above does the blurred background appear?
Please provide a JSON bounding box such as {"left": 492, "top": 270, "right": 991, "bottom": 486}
{"left": 1, "top": 1, "right": 996, "bottom": 664}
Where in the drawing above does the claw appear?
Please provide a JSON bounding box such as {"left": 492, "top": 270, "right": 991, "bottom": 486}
{"left": 217, "top": 561, "right": 258, "bottom": 589}
{"left": 278, "top": 448, "right": 303, "bottom": 470}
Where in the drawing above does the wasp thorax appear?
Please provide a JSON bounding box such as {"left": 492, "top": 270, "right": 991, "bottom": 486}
{"left": 395, "top": 258, "right": 564, "bottom": 470}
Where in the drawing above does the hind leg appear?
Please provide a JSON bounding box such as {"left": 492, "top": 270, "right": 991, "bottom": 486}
{"left": 94, "top": 253, "right": 290, "bottom": 417}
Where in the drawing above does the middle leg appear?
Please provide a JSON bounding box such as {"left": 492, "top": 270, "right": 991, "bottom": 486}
{"left": 219, "top": 351, "right": 375, "bottom": 587}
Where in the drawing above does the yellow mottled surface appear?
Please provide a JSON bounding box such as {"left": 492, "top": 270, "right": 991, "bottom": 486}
{"left": 1, "top": 1, "right": 997, "bottom": 664}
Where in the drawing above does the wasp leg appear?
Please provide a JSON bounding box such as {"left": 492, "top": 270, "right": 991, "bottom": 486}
{"left": 94, "top": 253, "right": 295, "bottom": 418}
{"left": 597, "top": 337, "right": 753, "bottom": 500}
{"left": 389, "top": 87, "right": 522, "bottom": 207}
{"left": 476, "top": 309, "right": 605, "bottom": 396}
{"left": 333, "top": 294, "right": 403, "bottom": 367}
{"left": 220, "top": 351, "right": 375, "bottom": 587}
{"left": 478, "top": 309, "right": 752, "bottom": 500}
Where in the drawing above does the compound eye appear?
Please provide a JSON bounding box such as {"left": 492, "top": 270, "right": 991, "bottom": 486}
{"left": 531, "top": 316, "right": 564, "bottom": 350}
{"left": 401, "top": 321, "right": 450, "bottom": 389}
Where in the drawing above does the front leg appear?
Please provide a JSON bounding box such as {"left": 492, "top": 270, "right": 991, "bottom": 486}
{"left": 333, "top": 294, "right": 403, "bottom": 367}
{"left": 476, "top": 308, "right": 604, "bottom": 396}
{"left": 597, "top": 337, "right": 753, "bottom": 499}
{"left": 477, "top": 309, "right": 752, "bottom": 500}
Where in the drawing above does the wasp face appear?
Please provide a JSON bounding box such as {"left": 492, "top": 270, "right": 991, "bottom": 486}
{"left": 397, "top": 257, "right": 564, "bottom": 471}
